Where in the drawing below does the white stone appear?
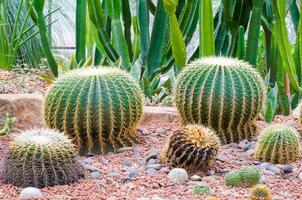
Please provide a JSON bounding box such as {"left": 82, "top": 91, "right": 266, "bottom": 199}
{"left": 168, "top": 168, "right": 188, "bottom": 184}
{"left": 19, "top": 187, "right": 42, "bottom": 199}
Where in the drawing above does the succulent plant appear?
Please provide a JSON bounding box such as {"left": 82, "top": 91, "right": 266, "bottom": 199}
{"left": 193, "top": 184, "right": 212, "bottom": 195}
{"left": 254, "top": 125, "right": 301, "bottom": 164}
{"left": 174, "top": 57, "right": 266, "bottom": 144}
{"left": 224, "top": 170, "right": 242, "bottom": 187}
{"left": 249, "top": 184, "right": 272, "bottom": 200}
{"left": 160, "top": 125, "right": 220, "bottom": 171}
{"left": 239, "top": 166, "right": 261, "bottom": 186}
{"left": 44, "top": 67, "right": 144, "bottom": 155}
{"left": 2, "top": 128, "right": 80, "bottom": 188}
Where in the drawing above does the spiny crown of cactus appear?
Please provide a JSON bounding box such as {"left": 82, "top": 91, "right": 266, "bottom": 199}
{"left": 249, "top": 184, "right": 272, "bottom": 200}
{"left": 224, "top": 170, "right": 242, "bottom": 187}
{"left": 239, "top": 166, "right": 261, "bottom": 186}
{"left": 160, "top": 125, "right": 220, "bottom": 171}
{"left": 2, "top": 128, "right": 80, "bottom": 188}
{"left": 255, "top": 124, "right": 301, "bottom": 164}
{"left": 174, "top": 57, "right": 266, "bottom": 144}
{"left": 44, "top": 67, "right": 144, "bottom": 155}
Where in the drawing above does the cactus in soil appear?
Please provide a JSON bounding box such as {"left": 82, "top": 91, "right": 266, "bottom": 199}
{"left": 160, "top": 125, "right": 220, "bottom": 171}
{"left": 254, "top": 125, "right": 301, "bottom": 164}
{"left": 224, "top": 170, "right": 242, "bottom": 187}
{"left": 239, "top": 166, "right": 261, "bottom": 186}
{"left": 174, "top": 57, "right": 266, "bottom": 144}
{"left": 249, "top": 184, "right": 272, "bottom": 200}
{"left": 193, "top": 184, "right": 212, "bottom": 195}
{"left": 44, "top": 67, "right": 143, "bottom": 155}
{"left": 1, "top": 128, "right": 80, "bottom": 188}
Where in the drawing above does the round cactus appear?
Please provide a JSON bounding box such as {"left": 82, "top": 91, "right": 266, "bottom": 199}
{"left": 174, "top": 57, "right": 266, "bottom": 144}
{"left": 193, "top": 184, "right": 212, "bottom": 195}
{"left": 1, "top": 128, "right": 80, "bottom": 188}
{"left": 44, "top": 67, "right": 144, "bottom": 155}
{"left": 239, "top": 166, "right": 261, "bottom": 186}
{"left": 224, "top": 170, "right": 242, "bottom": 187}
{"left": 249, "top": 184, "right": 272, "bottom": 200}
{"left": 255, "top": 125, "right": 301, "bottom": 164}
{"left": 160, "top": 125, "right": 220, "bottom": 171}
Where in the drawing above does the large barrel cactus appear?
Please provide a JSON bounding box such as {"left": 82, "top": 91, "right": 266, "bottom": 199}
{"left": 254, "top": 125, "right": 301, "bottom": 164}
{"left": 2, "top": 128, "right": 80, "bottom": 188}
{"left": 44, "top": 67, "right": 144, "bottom": 155}
{"left": 174, "top": 57, "right": 266, "bottom": 144}
{"left": 160, "top": 125, "right": 220, "bottom": 171}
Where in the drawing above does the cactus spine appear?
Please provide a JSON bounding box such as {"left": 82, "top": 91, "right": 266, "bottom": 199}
{"left": 160, "top": 125, "right": 220, "bottom": 171}
{"left": 255, "top": 125, "right": 301, "bottom": 164}
{"left": 174, "top": 57, "right": 266, "bottom": 144}
{"left": 249, "top": 184, "right": 272, "bottom": 200}
{"left": 44, "top": 67, "right": 144, "bottom": 155}
{"left": 2, "top": 128, "right": 80, "bottom": 188}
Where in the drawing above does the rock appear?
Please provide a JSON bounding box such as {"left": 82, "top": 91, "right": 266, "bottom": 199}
{"left": 155, "top": 128, "right": 166, "bottom": 135}
{"left": 122, "top": 177, "right": 132, "bottom": 184}
{"left": 228, "top": 143, "right": 238, "bottom": 148}
{"left": 108, "top": 172, "right": 120, "bottom": 177}
{"left": 222, "top": 168, "right": 231, "bottom": 173}
{"left": 259, "top": 162, "right": 270, "bottom": 170}
{"left": 0, "top": 94, "right": 45, "bottom": 130}
{"left": 90, "top": 171, "right": 101, "bottom": 179}
{"left": 19, "top": 187, "right": 42, "bottom": 199}
{"left": 190, "top": 175, "right": 202, "bottom": 181}
{"left": 118, "top": 147, "right": 134, "bottom": 153}
{"left": 259, "top": 176, "right": 266, "bottom": 184}
{"left": 147, "top": 148, "right": 161, "bottom": 156}
{"left": 248, "top": 141, "right": 257, "bottom": 149}
{"left": 168, "top": 168, "right": 188, "bottom": 184}
{"left": 146, "top": 168, "right": 157, "bottom": 176}
{"left": 133, "top": 147, "right": 142, "bottom": 155}
{"left": 252, "top": 161, "right": 261, "bottom": 165}
{"left": 299, "top": 172, "right": 302, "bottom": 180}
{"left": 142, "top": 106, "right": 177, "bottom": 124}
{"left": 207, "top": 170, "right": 215, "bottom": 176}
{"left": 96, "top": 179, "right": 107, "bottom": 186}
{"left": 147, "top": 159, "right": 159, "bottom": 165}
{"left": 129, "top": 171, "right": 140, "bottom": 178}
{"left": 122, "top": 157, "right": 133, "bottom": 167}
{"left": 283, "top": 165, "right": 293, "bottom": 173}
{"left": 238, "top": 139, "right": 249, "bottom": 149}
{"left": 146, "top": 164, "right": 162, "bottom": 170}
{"left": 160, "top": 167, "right": 170, "bottom": 174}
{"left": 82, "top": 157, "right": 94, "bottom": 164}
{"left": 267, "top": 165, "right": 281, "bottom": 175}
{"left": 238, "top": 149, "right": 254, "bottom": 159}
{"left": 138, "top": 128, "right": 150, "bottom": 135}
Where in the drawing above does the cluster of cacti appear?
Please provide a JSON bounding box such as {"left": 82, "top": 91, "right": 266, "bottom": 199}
{"left": 249, "top": 184, "right": 272, "bottom": 200}
{"left": 44, "top": 67, "right": 144, "bottom": 155}
{"left": 254, "top": 125, "right": 301, "bottom": 164}
{"left": 160, "top": 125, "right": 220, "bottom": 171}
{"left": 193, "top": 184, "right": 212, "bottom": 195}
{"left": 174, "top": 57, "right": 266, "bottom": 144}
{"left": 1, "top": 128, "right": 80, "bottom": 188}
{"left": 224, "top": 166, "right": 261, "bottom": 187}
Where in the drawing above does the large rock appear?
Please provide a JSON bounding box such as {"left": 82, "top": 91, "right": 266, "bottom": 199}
{"left": 0, "top": 94, "right": 45, "bottom": 130}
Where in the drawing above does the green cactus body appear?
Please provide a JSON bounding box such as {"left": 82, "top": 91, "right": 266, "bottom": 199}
{"left": 239, "top": 166, "right": 261, "bottom": 186}
{"left": 44, "top": 67, "right": 144, "bottom": 155}
{"left": 2, "top": 128, "right": 80, "bottom": 188}
{"left": 160, "top": 125, "right": 220, "bottom": 171}
{"left": 193, "top": 184, "right": 212, "bottom": 195}
{"left": 249, "top": 184, "right": 272, "bottom": 200}
{"left": 254, "top": 125, "right": 301, "bottom": 164}
{"left": 174, "top": 57, "right": 266, "bottom": 144}
{"left": 224, "top": 170, "right": 242, "bottom": 187}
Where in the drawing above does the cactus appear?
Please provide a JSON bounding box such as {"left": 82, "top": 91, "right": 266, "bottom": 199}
{"left": 160, "top": 125, "right": 220, "bottom": 171}
{"left": 44, "top": 67, "right": 144, "bottom": 155}
{"left": 174, "top": 57, "right": 266, "bottom": 144}
{"left": 254, "top": 125, "right": 301, "bottom": 164}
{"left": 193, "top": 184, "right": 212, "bottom": 195}
{"left": 1, "top": 128, "right": 80, "bottom": 188}
{"left": 224, "top": 170, "right": 242, "bottom": 187}
{"left": 239, "top": 166, "right": 261, "bottom": 186}
{"left": 249, "top": 184, "right": 272, "bottom": 200}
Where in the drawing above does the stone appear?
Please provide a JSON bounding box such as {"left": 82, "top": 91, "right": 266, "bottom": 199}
{"left": 129, "top": 171, "right": 140, "bottom": 178}
{"left": 108, "top": 172, "right": 120, "bottom": 177}
{"left": 142, "top": 106, "right": 177, "bottom": 124}
{"left": 82, "top": 157, "right": 94, "bottom": 164}
{"left": 146, "top": 164, "right": 162, "bottom": 170}
{"left": 133, "top": 147, "right": 142, "bottom": 155}
{"left": 118, "top": 147, "right": 134, "bottom": 153}
{"left": 298, "top": 172, "right": 302, "bottom": 180}
{"left": 190, "top": 175, "right": 202, "bottom": 181}
{"left": 207, "top": 170, "right": 215, "bottom": 176}
{"left": 155, "top": 128, "right": 166, "bottom": 135}
{"left": 96, "top": 179, "right": 107, "bottom": 186}
{"left": 138, "top": 128, "right": 150, "bottom": 135}
{"left": 267, "top": 165, "right": 281, "bottom": 175}
{"left": 168, "top": 168, "right": 188, "bottom": 184}
{"left": 160, "top": 167, "right": 170, "bottom": 174}
{"left": 19, "top": 187, "right": 42, "bottom": 199}
{"left": 283, "top": 165, "right": 293, "bottom": 173}
{"left": 147, "top": 159, "right": 159, "bottom": 165}
{"left": 123, "top": 157, "right": 133, "bottom": 167}
{"left": 90, "top": 171, "right": 101, "bottom": 179}
{"left": 259, "top": 162, "right": 270, "bottom": 170}
{"left": 146, "top": 168, "right": 157, "bottom": 176}
{"left": 147, "top": 148, "right": 161, "bottom": 155}
{"left": 238, "top": 149, "right": 254, "bottom": 159}
{"left": 238, "top": 139, "right": 249, "bottom": 149}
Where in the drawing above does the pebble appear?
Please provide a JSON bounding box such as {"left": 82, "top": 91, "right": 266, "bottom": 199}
{"left": 147, "top": 159, "right": 159, "bottom": 165}
{"left": 82, "top": 157, "right": 94, "bottom": 164}
{"left": 138, "top": 128, "right": 150, "bottom": 135}
{"left": 154, "top": 128, "right": 166, "bottom": 135}
{"left": 259, "top": 162, "right": 270, "bottom": 170}
{"left": 146, "top": 164, "right": 162, "bottom": 170}
{"left": 190, "top": 175, "right": 202, "bottom": 181}
{"left": 96, "top": 179, "right": 107, "bottom": 186}
{"left": 298, "top": 172, "right": 302, "bottom": 180}
{"left": 228, "top": 143, "right": 238, "bottom": 148}
{"left": 123, "top": 157, "right": 133, "bottom": 167}
{"left": 222, "top": 168, "right": 231, "bottom": 173}
{"left": 19, "top": 187, "right": 42, "bottom": 199}
{"left": 267, "top": 165, "right": 281, "bottom": 175}
{"left": 90, "top": 171, "right": 101, "bottom": 179}
{"left": 129, "top": 171, "right": 140, "bottom": 178}
{"left": 133, "top": 147, "right": 142, "bottom": 155}
{"left": 146, "top": 168, "right": 158, "bottom": 176}
{"left": 283, "top": 165, "right": 293, "bottom": 173}
{"left": 168, "top": 168, "right": 189, "bottom": 184}
{"left": 238, "top": 149, "right": 254, "bottom": 159}
{"left": 108, "top": 172, "right": 120, "bottom": 177}
{"left": 160, "top": 167, "right": 170, "bottom": 174}
{"left": 147, "top": 148, "right": 161, "bottom": 156}
{"left": 207, "top": 170, "right": 215, "bottom": 176}
{"left": 238, "top": 139, "right": 249, "bottom": 149}
{"left": 118, "top": 147, "right": 134, "bottom": 153}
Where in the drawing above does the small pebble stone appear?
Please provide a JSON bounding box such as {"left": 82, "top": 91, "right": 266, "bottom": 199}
{"left": 118, "top": 147, "right": 134, "bottom": 153}
{"left": 298, "top": 172, "right": 302, "bottom": 180}
{"left": 168, "top": 168, "right": 188, "bottom": 184}
{"left": 96, "top": 179, "right": 107, "bottom": 186}
{"left": 138, "top": 128, "right": 150, "bottom": 135}
{"left": 129, "top": 171, "right": 140, "bottom": 178}
{"left": 146, "top": 168, "right": 158, "bottom": 176}
{"left": 283, "top": 165, "right": 293, "bottom": 173}
{"left": 19, "top": 187, "right": 42, "bottom": 199}
{"left": 238, "top": 139, "right": 249, "bottom": 149}
{"left": 259, "top": 162, "right": 270, "bottom": 170}
{"left": 108, "top": 172, "right": 120, "bottom": 177}
{"left": 123, "top": 157, "right": 133, "bottom": 167}
{"left": 146, "top": 164, "right": 162, "bottom": 170}
{"left": 267, "top": 165, "right": 281, "bottom": 175}
{"left": 207, "top": 170, "right": 215, "bottom": 176}
{"left": 133, "top": 147, "right": 142, "bottom": 155}
{"left": 190, "top": 175, "right": 202, "bottom": 181}
{"left": 90, "top": 171, "right": 101, "bottom": 179}
{"left": 160, "top": 167, "right": 170, "bottom": 174}
{"left": 147, "top": 159, "right": 159, "bottom": 165}
{"left": 147, "top": 148, "right": 161, "bottom": 155}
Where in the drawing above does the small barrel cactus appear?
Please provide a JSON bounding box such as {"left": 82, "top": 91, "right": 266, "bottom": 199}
{"left": 224, "top": 170, "right": 242, "bottom": 187}
{"left": 1, "top": 128, "right": 80, "bottom": 188}
{"left": 193, "top": 184, "right": 212, "bottom": 195}
{"left": 160, "top": 125, "right": 220, "bottom": 171}
{"left": 174, "top": 57, "right": 266, "bottom": 144}
{"left": 239, "top": 166, "right": 261, "bottom": 186}
{"left": 44, "top": 67, "right": 144, "bottom": 155}
{"left": 255, "top": 125, "right": 301, "bottom": 164}
{"left": 249, "top": 184, "right": 272, "bottom": 200}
